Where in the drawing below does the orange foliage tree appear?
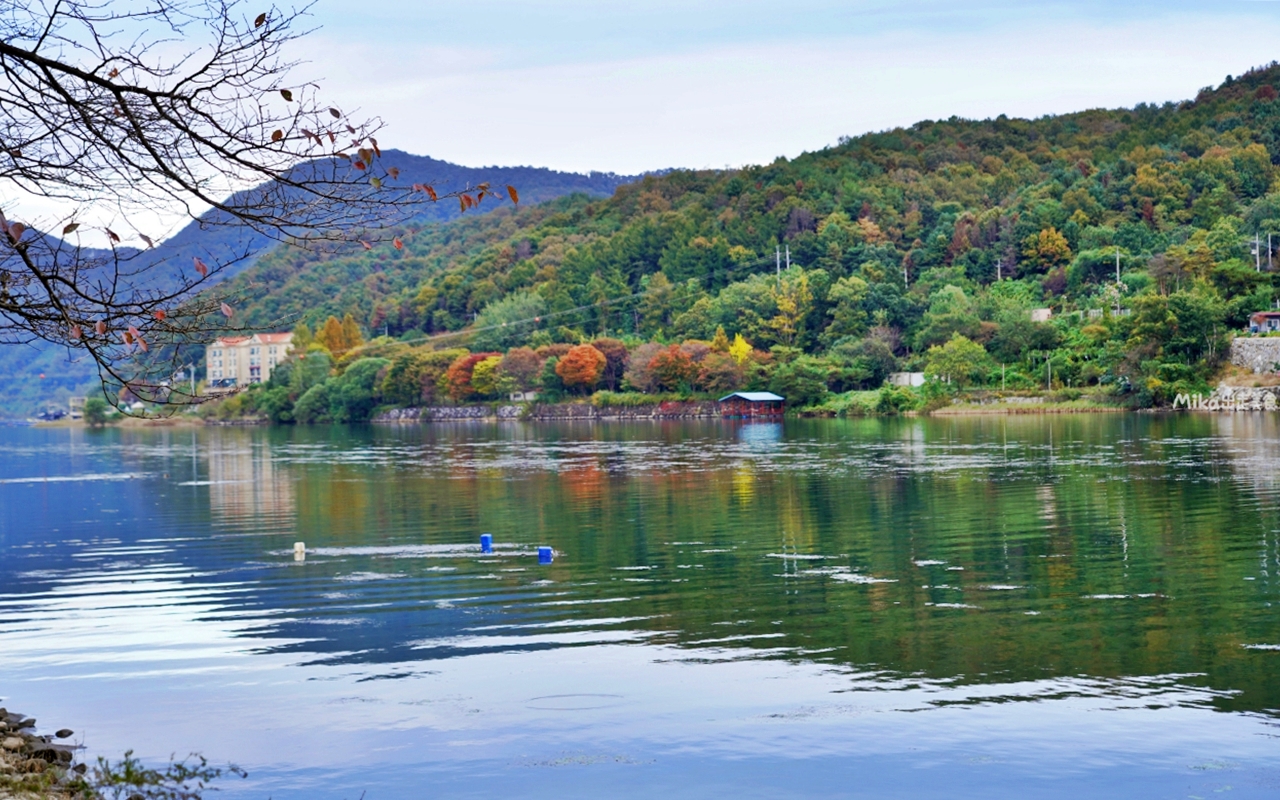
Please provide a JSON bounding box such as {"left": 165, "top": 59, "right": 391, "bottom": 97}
{"left": 649, "top": 344, "right": 698, "bottom": 391}
{"left": 445, "top": 352, "right": 500, "bottom": 401}
{"left": 555, "top": 344, "right": 607, "bottom": 392}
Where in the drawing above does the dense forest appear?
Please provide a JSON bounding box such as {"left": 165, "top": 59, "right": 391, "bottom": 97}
{"left": 215, "top": 64, "right": 1280, "bottom": 421}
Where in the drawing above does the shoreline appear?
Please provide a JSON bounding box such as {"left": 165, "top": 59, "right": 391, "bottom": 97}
{"left": 0, "top": 706, "right": 80, "bottom": 799}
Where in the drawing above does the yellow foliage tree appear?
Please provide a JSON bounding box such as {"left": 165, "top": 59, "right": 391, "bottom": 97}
{"left": 768, "top": 272, "right": 813, "bottom": 347}
{"left": 316, "top": 316, "right": 345, "bottom": 354}
{"left": 1027, "top": 227, "right": 1072, "bottom": 268}
{"left": 341, "top": 313, "right": 364, "bottom": 353}
{"left": 729, "top": 333, "right": 752, "bottom": 365}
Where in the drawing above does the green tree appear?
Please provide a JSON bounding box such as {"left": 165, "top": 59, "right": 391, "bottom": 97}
{"left": 914, "top": 285, "right": 980, "bottom": 350}
{"left": 768, "top": 355, "right": 830, "bottom": 407}
{"left": 83, "top": 396, "right": 110, "bottom": 427}
{"left": 822, "top": 275, "right": 869, "bottom": 344}
{"left": 472, "top": 291, "right": 546, "bottom": 351}
{"left": 924, "top": 334, "right": 992, "bottom": 388}
{"left": 470, "top": 355, "right": 506, "bottom": 397}
{"left": 327, "top": 357, "right": 391, "bottom": 422}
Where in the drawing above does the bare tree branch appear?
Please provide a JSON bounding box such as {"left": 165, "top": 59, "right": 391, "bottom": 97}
{"left": 0, "top": 0, "right": 500, "bottom": 411}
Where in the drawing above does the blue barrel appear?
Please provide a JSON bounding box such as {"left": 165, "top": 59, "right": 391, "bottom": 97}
{"left": 480, "top": 533, "right": 493, "bottom": 554}
{"left": 538, "top": 546, "right": 553, "bottom": 564}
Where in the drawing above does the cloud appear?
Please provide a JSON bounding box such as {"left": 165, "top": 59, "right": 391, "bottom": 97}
{"left": 298, "top": 12, "right": 1280, "bottom": 174}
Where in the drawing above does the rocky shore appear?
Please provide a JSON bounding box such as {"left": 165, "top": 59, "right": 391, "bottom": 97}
{"left": 0, "top": 707, "right": 80, "bottom": 799}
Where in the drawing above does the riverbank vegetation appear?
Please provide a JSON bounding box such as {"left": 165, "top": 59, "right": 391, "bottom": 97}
{"left": 205, "top": 65, "right": 1280, "bottom": 418}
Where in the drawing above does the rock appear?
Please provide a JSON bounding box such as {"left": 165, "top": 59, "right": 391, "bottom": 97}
{"left": 55, "top": 728, "right": 73, "bottom": 739}
{"left": 2, "top": 736, "right": 23, "bottom": 751}
{"left": 15, "top": 717, "right": 34, "bottom": 729}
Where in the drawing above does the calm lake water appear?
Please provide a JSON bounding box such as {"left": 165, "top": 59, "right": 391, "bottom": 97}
{"left": 1, "top": 416, "right": 1279, "bottom": 798}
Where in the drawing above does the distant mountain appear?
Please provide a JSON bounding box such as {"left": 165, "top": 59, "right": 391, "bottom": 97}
{"left": 0, "top": 153, "right": 639, "bottom": 417}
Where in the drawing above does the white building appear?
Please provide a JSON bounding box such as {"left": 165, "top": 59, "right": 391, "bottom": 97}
{"left": 206, "top": 332, "right": 294, "bottom": 390}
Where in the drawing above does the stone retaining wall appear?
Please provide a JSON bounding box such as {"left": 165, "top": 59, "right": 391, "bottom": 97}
{"left": 1230, "top": 336, "right": 1280, "bottom": 373}
{"left": 373, "top": 401, "right": 723, "bottom": 423}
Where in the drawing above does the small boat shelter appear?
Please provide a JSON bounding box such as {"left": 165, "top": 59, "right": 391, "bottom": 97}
{"left": 718, "top": 391, "right": 785, "bottom": 417}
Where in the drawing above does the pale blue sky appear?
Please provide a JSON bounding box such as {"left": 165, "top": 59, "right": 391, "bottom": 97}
{"left": 291, "top": 2, "right": 1280, "bottom": 172}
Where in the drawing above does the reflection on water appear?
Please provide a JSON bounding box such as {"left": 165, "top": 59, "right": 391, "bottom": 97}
{"left": 205, "top": 438, "right": 295, "bottom": 528}
{"left": 1, "top": 416, "right": 1279, "bottom": 799}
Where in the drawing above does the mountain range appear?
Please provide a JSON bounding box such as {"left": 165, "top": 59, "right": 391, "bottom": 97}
{"left": 0, "top": 154, "right": 637, "bottom": 416}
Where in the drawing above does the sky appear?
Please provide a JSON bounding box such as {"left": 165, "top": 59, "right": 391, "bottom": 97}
{"left": 293, "top": 0, "right": 1280, "bottom": 175}
{"left": 8, "top": 0, "right": 1280, "bottom": 242}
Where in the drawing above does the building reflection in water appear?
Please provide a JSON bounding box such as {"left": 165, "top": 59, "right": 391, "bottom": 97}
{"left": 205, "top": 434, "right": 296, "bottom": 531}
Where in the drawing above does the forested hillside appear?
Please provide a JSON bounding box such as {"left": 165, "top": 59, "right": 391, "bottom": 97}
{"left": 216, "top": 64, "right": 1280, "bottom": 417}
{"left": 0, "top": 153, "right": 635, "bottom": 417}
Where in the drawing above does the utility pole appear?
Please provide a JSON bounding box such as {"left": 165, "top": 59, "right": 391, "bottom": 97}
{"left": 1046, "top": 355, "right": 1052, "bottom": 391}
{"left": 1269, "top": 233, "right": 1273, "bottom": 271}
{"left": 996, "top": 259, "right": 1002, "bottom": 281}
{"left": 1115, "top": 248, "right": 1121, "bottom": 284}
{"left": 785, "top": 245, "right": 791, "bottom": 271}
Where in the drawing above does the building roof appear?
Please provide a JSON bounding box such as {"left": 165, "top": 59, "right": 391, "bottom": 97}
{"left": 209, "top": 332, "right": 293, "bottom": 347}
{"left": 1251, "top": 311, "right": 1280, "bottom": 319}
{"left": 718, "top": 391, "right": 784, "bottom": 403}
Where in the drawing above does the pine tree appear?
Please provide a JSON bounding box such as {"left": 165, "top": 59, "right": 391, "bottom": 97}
{"left": 317, "top": 316, "right": 345, "bottom": 354}
{"left": 711, "top": 326, "right": 730, "bottom": 353}
{"left": 341, "top": 313, "right": 364, "bottom": 353}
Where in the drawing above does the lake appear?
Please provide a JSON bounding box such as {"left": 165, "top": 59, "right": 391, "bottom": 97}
{"left": 1, "top": 416, "right": 1278, "bottom": 798}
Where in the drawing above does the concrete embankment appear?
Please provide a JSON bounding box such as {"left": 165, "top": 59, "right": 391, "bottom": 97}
{"left": 374, "top": 401, "right": 723, "bottom": 422}
{"left": 0, "top": 707, "right": 80, "bottom": 799}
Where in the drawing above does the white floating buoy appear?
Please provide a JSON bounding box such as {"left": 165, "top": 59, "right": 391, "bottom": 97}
{"left": 294, "top": 541, "right": 306, "bottom": 562}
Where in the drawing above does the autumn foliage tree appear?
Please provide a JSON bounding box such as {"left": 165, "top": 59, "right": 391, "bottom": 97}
{"left": 445, "top": 352, "right": 500, "bottom": 401}
{"left": 590, "top": 338, "right": 629, "bottom": 390}
{"left": 315, "top": 314, "right": 363, "bottom": 356}
{"left": 555, "top": 344, "right": 607, "bottom": 392}
{"left": 648, "top": 344, "right": 698, "bottom": 391}
{"left": 498, "top": 347, "right": 542, "bottom": 391}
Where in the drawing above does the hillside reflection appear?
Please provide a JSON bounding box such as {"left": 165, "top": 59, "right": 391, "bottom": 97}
{"left": 150, "top": 416, "right": 1280, "bottom": 717}
{"left": 2, "top": 415, "right": 1278, "bottom": 719}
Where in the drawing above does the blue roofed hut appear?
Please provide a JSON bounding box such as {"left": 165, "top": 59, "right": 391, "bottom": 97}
{"left": 718, "top": 391, "right": 784, "bottom": 417}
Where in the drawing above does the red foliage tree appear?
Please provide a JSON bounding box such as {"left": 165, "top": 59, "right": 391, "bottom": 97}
{"left": 445, "top": 352, "right": 500, "bottom": 401}
{"left": 555, "top": 344, "right": 607, "bottom": 391}
{"left": 498, "top": 347, "right": 543, "bottom": 391}
{"left": 649, "top": 344, "right": 698, "bottom": 391}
